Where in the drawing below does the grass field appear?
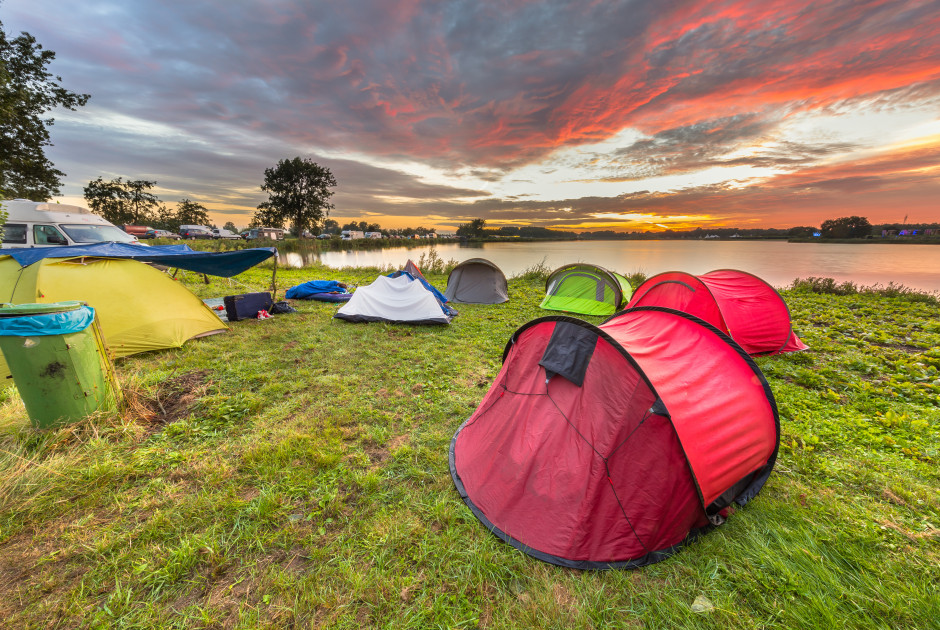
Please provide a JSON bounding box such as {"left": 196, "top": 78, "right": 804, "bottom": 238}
{"left": 0, "top": 258, "right": 938, "bottom": 629}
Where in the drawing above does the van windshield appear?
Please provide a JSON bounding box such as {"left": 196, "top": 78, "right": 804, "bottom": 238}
{"left": 60, "top": 224, "right": 138, "bottom": 244}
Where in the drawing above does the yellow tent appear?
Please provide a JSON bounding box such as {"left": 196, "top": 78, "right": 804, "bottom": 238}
{"left": 0, "top": 255, "right": 228, "bottom": 378}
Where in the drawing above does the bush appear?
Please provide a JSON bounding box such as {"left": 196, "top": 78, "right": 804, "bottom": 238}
{"left": 791, "top": 277, "right": 938, "bottom": 305}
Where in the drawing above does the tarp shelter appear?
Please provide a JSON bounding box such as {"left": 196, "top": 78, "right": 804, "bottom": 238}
{"left": 540, "top": 263, "right": 633, "bottom": 316}
{"left": 0, "top": 242, "right": 277, "bottom": 277}
{"left": 445, "top": 258, "right": 509, "bottom": 304}
{"left": 450, "top": 307, "right": 779, "bottom": 569}
{"left": 0, "top": 255, "right": 228, "bottom": 379}
{"left": 335, "top": 273, "right": 457, "bottom": 324}
{"left": 627, "top": 269, "right": 808, "bottom": 355}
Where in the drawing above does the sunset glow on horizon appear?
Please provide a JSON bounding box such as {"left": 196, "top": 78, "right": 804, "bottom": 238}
{"left": 3, "top": 0, "right": 939, "bottom": 231}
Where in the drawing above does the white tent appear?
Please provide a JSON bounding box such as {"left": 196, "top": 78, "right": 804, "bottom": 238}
{"left": 334, "top": 274, "right": 455, "bottom": 324}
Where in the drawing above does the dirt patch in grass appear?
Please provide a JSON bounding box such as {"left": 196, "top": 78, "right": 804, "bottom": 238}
{"left": 869, "top": 341, "right": 924, "bottom": 353}
{"left": 171, "top": 546, "right": 314, "bottom": 627}
{"left": 875, "top": 518, "right": 940, "bottom": 542}
{"left": 127, "top": 370, "right": 212, "bottom": 432}
{"left": 362, "top": 433, "right": 409, "bottom": 470}
{"left": 0, "top": 527, "right": 89, "bottom": 624}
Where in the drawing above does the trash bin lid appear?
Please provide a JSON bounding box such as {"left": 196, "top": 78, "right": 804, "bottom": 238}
{"left": 0, "top": 302, "right": 95, "bottom": 336}
{"left": 0, "top": 301, "right": 85, "bottom": 317}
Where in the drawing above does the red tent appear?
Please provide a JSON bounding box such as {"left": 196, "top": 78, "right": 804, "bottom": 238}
{"left": 450, "top": 307, "right": 779, "bottom": 569}
{"left": 627, "top": 269, "right": 808, "bottom": 355}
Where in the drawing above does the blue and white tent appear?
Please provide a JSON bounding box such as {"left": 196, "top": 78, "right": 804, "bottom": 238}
{"left": 334, "top": 274, "right": 457, "bottom": 324}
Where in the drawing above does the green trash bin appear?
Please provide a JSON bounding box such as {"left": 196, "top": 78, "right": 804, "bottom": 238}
{"left": 0, "top": 301, "right": 121, "bottom": 429}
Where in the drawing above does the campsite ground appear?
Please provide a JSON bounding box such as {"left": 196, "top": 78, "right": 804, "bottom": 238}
{"left": 0, "top": 256, "right": 938, "bottom": 629}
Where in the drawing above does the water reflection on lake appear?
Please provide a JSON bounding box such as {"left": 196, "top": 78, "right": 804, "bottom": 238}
{"left": 278, "top": 240, "right": 940, "bottom": 292}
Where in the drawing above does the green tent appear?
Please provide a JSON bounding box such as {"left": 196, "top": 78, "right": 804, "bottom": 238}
{"left": 539, "top": 263, "right": 633, "bottom": 316}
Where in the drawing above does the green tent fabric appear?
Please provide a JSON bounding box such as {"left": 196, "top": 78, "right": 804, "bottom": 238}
{"left": 539, "top": 263, "right": 633, "bottom": 316}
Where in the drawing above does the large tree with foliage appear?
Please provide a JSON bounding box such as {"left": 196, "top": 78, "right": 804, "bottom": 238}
{"left": 820, "top": 216, "right": 872, "bottom": 239}
{"left": 83, "top": 177, "right": 160, "bottom": 225}
{"left": 254, "top": 157, "right": 336, "bottom": 236}
{"left": 456, "top": 218, "right": 487, "bottom": 238}
{"left": 0, "top": 20, "right": 89, "bottom": 200}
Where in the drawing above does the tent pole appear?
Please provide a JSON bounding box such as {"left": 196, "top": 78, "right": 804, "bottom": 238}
{"left": 271, "top": 254, "right": 278, "bottom": 300}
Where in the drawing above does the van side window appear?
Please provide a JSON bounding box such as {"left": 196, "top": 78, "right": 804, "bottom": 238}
{"left": 33, "top": 225, "right": 68, "bottom": 245}
{"left": 2, "top": 224, "right": 28, "bottom": 244}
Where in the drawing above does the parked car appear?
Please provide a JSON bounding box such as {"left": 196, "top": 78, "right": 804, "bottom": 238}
{"left": 144, "top": 228, "right": 181, "bottom": 240}
{"left": 178, "top": 225, "right": 214, "bottom": 239}
{"left": 0, "top": 199, "right": 142, "bottom": 248}
{"left": 316, "top": 233, "right": 333, "bottom": 239}
{"left": 211, "top": 228, "right": 241, "bottom": 240}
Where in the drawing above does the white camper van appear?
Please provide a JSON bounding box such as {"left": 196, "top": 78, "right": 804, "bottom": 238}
{"left": 0, "top": 199, "right": 141, "bottom": 248}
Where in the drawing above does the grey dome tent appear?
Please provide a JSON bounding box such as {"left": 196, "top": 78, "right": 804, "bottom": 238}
{"left": 444, "top": 258, "right": 509, "bottom": 304}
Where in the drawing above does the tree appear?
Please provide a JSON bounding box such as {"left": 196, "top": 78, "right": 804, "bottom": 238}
{"left": 0, "top": 21, "right": 90, "bottom": 200}
{"left": 457, "top": 218, "right": 487, "bottom": 238}
{"left": 248, "top": 206, "right": 283, "bottom": 229}
{"left": 0, "top": 200, "right": 7, "bottom": 243}
{"left": 83, "top": 177, "right": 160, "bottom": 225}
{"left": 322, "top": 218, "right": 340, "bottom": 235}
{"left": 222, "top": 221, "right": 238, "bottom": 233}
{"left": 174, "top": 199, "right": 210, "bottom": 229}
{"left": 151, "top": 204, "right": 176, "bottom": 231}
{"left": 788, "top": 226, "right": 818, "bottom": 238}
{"left": 125, "top": 180, "right": 160, "bottom": 224}
{"left": 254, "top": 157, "right": 336, "bottom": 236}
{"left": 820, "top": 216, "right": 872, "bottom": 239}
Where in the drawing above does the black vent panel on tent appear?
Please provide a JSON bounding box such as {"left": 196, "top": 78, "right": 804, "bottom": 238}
{"left": 539, "top": 321, "right": 598, "bottom": 386}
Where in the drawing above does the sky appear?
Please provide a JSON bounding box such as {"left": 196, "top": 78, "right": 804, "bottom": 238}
{"left": 3, "top": 0, "right": 940, "bottom": 232}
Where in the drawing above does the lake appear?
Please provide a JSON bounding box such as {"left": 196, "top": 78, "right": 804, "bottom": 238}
{"left": 279, "top": 240, "right": 940, "bottom": 292}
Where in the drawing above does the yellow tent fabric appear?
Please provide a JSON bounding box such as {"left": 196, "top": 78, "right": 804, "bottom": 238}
{"left": 0, "top": 256, "right": 228, "bottom": 378}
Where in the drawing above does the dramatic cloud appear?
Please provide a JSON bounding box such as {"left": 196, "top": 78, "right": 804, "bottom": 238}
{"left": 3, "top": 0, "right": 938, "bottom": 228}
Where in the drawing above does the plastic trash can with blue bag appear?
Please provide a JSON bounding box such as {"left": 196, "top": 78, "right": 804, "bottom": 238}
{"left": 0, "top": 301, "right": 121, "bottom": 429}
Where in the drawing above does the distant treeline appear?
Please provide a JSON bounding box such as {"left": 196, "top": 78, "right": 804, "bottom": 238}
{"left": 473, "top": 223, "right": 940, "bottom": 241}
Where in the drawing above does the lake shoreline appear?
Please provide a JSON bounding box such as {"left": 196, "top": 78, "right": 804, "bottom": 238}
{"left": 173, "top": 238, "right": 940, "bottom": 292}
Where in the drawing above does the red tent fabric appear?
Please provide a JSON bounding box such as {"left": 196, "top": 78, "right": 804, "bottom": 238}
{"left": 450, "top": 308, "right": 779, "bottom": 569}
{"left": 627, "top": 269, "right": 808, "bottom": 355}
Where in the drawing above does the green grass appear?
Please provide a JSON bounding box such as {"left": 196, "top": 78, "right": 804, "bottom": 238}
{"left": 0, "top": 262, "right": 938, "bottom": 629}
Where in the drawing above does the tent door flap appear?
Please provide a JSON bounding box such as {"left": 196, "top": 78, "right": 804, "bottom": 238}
{"left": 539, "top": 322, "right": 597, "bottom": 387}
